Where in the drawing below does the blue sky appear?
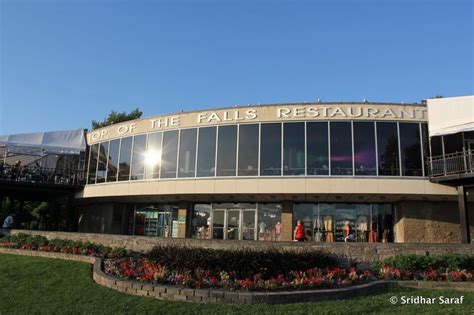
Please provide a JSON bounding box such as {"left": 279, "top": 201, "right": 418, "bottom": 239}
{"left": 0, "top": 0, "right": 472, "bottom": 134}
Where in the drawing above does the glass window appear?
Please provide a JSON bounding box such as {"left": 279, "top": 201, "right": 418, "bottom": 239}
{"left": 293, "top": 203, "right": 392, "bottom": 243}
{"left": 118, "top": 137, "right": 133, "bottom": 181}
{"left": 376, "top": 122, "right": 400, "bottom": 176}
{"left": 96, "top": 142, "right": 109, "bottom": 183}
{"left": 430, "top": 136, "right": 443, "bottom": 157}
{"left": 257, "top": 204, "right": 282, "bottom": 241}
{"left": 191, "top": 204, "right": 211, "bottom": 239}
{"left": 443, "top": 133, "right": 463, "bottom": 154}
{"left": 131, "top": 135, "right": 147, "bottom": 180}
{"left": 133, "top": 204, "right": 178, "bottom": 238}
{"left": 330, "top": 122, "right": 353, "bottom": 176}
{"left": 216, "top": 125, "right": 237, "bottom": 176}
{"left": 161, "top": 130, "right": 179, "bottom": 178}
{"left": 238, "top": 124, "right": 259, "bottom": 176}
{"left": 307, "top": 122, "right": 329, "bottom": 175}
{"left": 399, "top": 123, "right": 422, "bottom": 176}
{"left": 353, "top": 122, "right": 376, "bottom": 175}
{"left": 283, "top": 123, "right": 305, "bottom": 175}
{"left": 178, "top": 128, "right": 197, "bottom": 178}
{"left": 197, "top": 127, "right": 216, "bottom": 177}
{"left": 107, "top": 139, "right": 120, "bottom": 182}
{"left": 87, "top": 143, "right": 99, "bottom": 184}
{"left": 421, "top": 124, "right": 429, "bottom": 176}
{"left": 260, "top": 123, "right": 281, "bottom": 176}
{"left": 145, "top": 132, "right": 162, "bottom": 179}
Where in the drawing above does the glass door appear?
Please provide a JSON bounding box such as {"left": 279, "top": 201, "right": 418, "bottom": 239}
{"left": 227, "top": 210, "right": 240, "bottom": 240}
{"left": 242, "top": 209, "right": 256, "bottom": 240}
{"left": 212, "top": 209, "right": 225, "bottom": 239}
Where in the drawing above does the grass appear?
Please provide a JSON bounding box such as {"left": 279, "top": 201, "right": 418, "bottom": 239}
{"left": 0, "top": 254, "right": 472, "bottom": 315}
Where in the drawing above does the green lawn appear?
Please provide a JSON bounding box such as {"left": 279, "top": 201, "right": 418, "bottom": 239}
{"left": 0, "top": 254, "right": 472, "bottom": 315}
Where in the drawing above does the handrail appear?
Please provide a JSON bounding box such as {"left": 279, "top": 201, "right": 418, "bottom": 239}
{"left": 429, "top": 150, "right": 473, "bottom": 177}
{"left": 0, "top": 164, "right": 85, "bottom": 186}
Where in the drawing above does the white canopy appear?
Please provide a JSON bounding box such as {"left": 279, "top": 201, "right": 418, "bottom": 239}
{"left": 0, "top": 129, "right": 86, "bottom": 154}
{"left": 427, "top": 95, "right": 474, "bottom": 137}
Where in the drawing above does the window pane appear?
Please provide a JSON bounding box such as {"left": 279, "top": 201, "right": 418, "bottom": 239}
{"left": 421, "top": 124, "right": 429, "bottom": 176}
{"left": 131, "top": 135, "right": 146, "bottom": 180}
{"left": 161, "top": 130, "right": 179, "bottom": 178}
{"left": 118, "top": 137, "right": 132, "bottom": 181}
{"left": 353, "top": 122, "right": 376, "bottom": 175}
{"left": 178, "top": 128, "right": 197, "bottom": 178}
{"left": 107, "top": 139, "right": 120, "bottom": 182}
{"left": 191, "top": 204, "right": 211, "bottom": 239}
{"left": 197, "top": 127, "right": 216, "bottom": 177}
{"left": 283, "top": 123, "right": 305, "bottom": 175}
{"left": 376, "top": 122, "right": 400, "bottom": 176}
{"left": 443, "top": 133, "right": 463, "bottom": 154}
{"left": 260, "top": 123, "right": 281, "bottom": 176}
{"left": 96, "top": 142, "right": 109, "bottom": 183}
{"left": 307, "top": 122, "right": 329, "bottom": 175}
{"left": 330, "top": 122, "right": 352, "bottom": 176}
{"left": 216, "top": 125, "right": 237, "bottom": 176}
{"left": 258, "top": 204, "right": 282, "bottom": 241}
{"left": 145, "top": 132, "right": 162, "bottom": 179}
{"left": 87, "top": 143, "right": 99, "bottom": 184}
{"left": 430, "top": 136, "right": 443, "bottom": 156}
{"left": 238, "top": 124, "right": 259, "bottom": 176}
{"left": 399, "top": 123, "right": 422, "bottom": 176}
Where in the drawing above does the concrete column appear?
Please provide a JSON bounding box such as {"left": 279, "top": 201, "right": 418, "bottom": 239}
{"left": 458, "top": 185, "right": 471, "bottom": 244}
{"left": 177, "top": 202, "right": 189, "bottom": 239}
{"left": 281, "top": 201, "right": 293, "bottom": 241}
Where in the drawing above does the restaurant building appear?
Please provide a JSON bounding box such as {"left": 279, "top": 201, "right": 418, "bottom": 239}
{"left": 76, "top": 100, "right": 473, "bottom": 244}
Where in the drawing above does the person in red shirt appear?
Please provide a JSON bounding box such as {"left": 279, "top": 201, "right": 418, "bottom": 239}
{"left": 294, "top": 220, "right": 305, "bottom": 242}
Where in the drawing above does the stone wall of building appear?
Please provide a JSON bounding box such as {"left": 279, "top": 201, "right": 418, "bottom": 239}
{"left": 10, "top": 229, "right": 474, "bottom": 263}
{"left": 394, "top": 201, "right": 474, "bottom": 243}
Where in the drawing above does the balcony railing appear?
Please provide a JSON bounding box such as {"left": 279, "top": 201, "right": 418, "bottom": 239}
{"left": 429, "top": 150, "right": 474, "bottom": 178}
{"left": 0, "top": 164, "right": 85, "bottom": 186}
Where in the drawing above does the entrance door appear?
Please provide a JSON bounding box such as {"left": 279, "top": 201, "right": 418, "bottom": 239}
{"left": 212, "top": 209, "right": 225, "bottom": 239}
{"left": 211, "top": 208, "right": 256, "bottom": 240}
{"left": 226, "top": 210, "right": 240, "bottom": 240}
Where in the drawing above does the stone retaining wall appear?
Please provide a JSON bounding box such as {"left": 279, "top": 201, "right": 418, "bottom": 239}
{"left": 11, "top": 229, "right": 474, "bottom": 263}
{"left": 1, "top": 248, "right": 473, "bottom": 304}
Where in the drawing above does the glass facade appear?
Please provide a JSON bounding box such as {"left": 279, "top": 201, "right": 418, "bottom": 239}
{"left": 353, "top": 122, "right": 376, "bottom": 175}
{"left": 196, "top": 127, "right": 216, "bottom": 177}
{"left": 260, "top": 123, "right": 281, "bottom": 176}
{"left": 216, "top": 125, "right": 237, "bottom": 176}
{"left": 307, "top": 122, "right": 329, "bottom": 175}
{"left": 118, "top": 137, "right": 132, "bottom": 181}
{"left": 283, "top": 123, "right": 305, "bottom": 175}
{"left": 87, "top": 121, "right": 428, "bottom": 183}
{"left": 330, "top": 122, "right": 353, "bottom": 175}
{"left": 377, "top": 122, "right": 400, "bottom": 176}
{"left": 131, "top": 135, "right": 146, "bottom": 180}
{"left": 161, "top": 130, "right": 179, "bottom": 178}
{"left": 178, "top": 128, "right": 197, "bottom": 178}
{"left": 238, "top": 124, "right": 259, "bottom": 176}
{"left": 293, "top": 203, "right": 393, "bottom": 243}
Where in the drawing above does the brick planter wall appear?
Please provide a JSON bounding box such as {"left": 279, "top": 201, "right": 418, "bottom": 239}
{"left": 10, "top": 229, "right": 474, "bottom": 263}
{"left": 1, "top": 248, "right": 473, "bottom": 304}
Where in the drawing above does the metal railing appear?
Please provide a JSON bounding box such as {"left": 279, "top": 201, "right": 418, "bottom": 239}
{"left": 429, "top": 150, "right": 474, "bottom": 177}
{"left": 0, "top": 164, "right": 85, "bottom": 186}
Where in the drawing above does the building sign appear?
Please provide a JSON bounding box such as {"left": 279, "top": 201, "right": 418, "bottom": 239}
{"left": 88, "top": 104, "right": 428, "bottom": 144}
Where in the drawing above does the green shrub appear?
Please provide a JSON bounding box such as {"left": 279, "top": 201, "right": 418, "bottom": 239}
{"left": 374, "top": 254, "right": 474, "bottom": 272}
{"left": 146, "top": 245, "right": 340, "bottom": 279}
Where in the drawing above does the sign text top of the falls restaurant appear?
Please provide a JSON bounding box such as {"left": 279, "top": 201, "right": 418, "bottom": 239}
{"left": 88, "top": 103, "right": 427, "bottom": 144}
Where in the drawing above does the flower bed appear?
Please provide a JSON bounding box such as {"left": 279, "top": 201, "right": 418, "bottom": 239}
{"left": 0, "top": 233, "right": 127, "bottom": 258}
{"left": 104, "top": 257, "right": 375, "bottom": 291}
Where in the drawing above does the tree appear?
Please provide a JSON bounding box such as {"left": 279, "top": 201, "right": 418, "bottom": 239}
{"left": 91, "top": 108, "right": 143, "bottom": 130}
